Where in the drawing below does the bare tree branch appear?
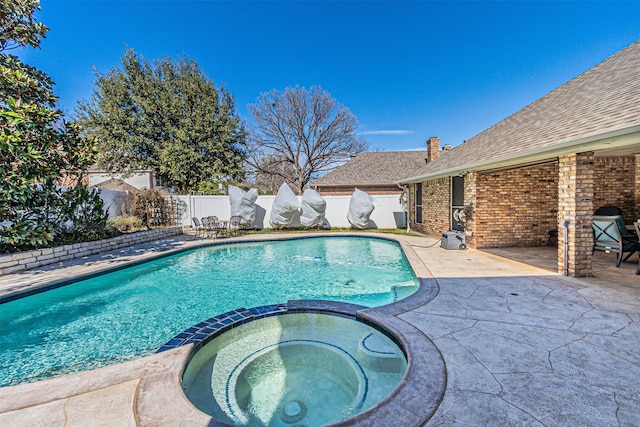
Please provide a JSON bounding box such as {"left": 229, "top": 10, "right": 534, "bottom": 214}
{"left": 247, "top": 86, "right": 367, "bottom": 194}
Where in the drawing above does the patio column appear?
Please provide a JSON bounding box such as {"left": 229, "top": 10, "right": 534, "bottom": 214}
{"left": 557, "top": 152, "right": 594, "bottom": 277}
{"left": 463, "top": 171, "right": 477, "bottom": 248}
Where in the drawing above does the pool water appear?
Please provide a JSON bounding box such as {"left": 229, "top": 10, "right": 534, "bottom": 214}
{"left": 183, "top": 312, "right": 407, "bottom": 427}
{"left": 0, "top": 237, "right": 417, "bottom": 387}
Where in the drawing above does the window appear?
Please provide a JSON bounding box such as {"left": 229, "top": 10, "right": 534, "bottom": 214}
{"left": 451, "top": 176, "right": 464, "bottom": 231}
{"left": 415, "top": 182, "right": 423, "bottom": 224}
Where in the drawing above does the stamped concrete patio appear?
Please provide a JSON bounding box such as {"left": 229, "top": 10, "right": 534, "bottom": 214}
{"left": 0, "top": 232, "right": 638, "bottom": 426}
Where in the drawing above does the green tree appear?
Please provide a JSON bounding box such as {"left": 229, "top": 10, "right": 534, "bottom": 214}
{"left": 77, "top": 49, "right": 247, "bottom": 194}
{"left": 247, "top": 85, "right": 368, "bottom": 195}
{"left": 1, "top": 0, "right": 104, "bottom": 251}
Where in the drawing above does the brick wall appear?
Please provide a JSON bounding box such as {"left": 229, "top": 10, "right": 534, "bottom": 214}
{"left": 593, "top": 156, "right": 636, "bottom": 223}
{"left": 0, "top": 227, "right": 185, "bottom": 276}
{"left": 474, "top": 162, "right": 559, "bottom": 248}
{"left": 636, "top": 155, "right": 640, "bottom": 219}
{"left": 410, "top": 177, "right": 450, "bottom": 237}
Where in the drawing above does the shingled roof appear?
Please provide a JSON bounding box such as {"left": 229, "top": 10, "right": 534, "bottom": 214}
{"left": 312, "top": 151, "right": 427, "bottom": 186}
{"left": 401, "top": 40, "right": 640, "bottom": 183}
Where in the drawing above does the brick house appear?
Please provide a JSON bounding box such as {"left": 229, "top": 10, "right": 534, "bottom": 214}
{"left": 311, "top": 140, "right": 443, "bottom": 196}
{"left": 399, "top": 41, "right": 640, "bottom": 277}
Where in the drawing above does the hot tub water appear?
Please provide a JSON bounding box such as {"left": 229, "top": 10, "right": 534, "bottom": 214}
{"left": 182, "top": 312, "right": 407, "bottom": 427}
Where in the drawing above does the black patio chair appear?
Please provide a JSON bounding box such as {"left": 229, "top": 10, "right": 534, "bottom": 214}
{"left": 634, "top": 221, "right": 640, "bottom": 275}
{"left": 592, "top": 215, "right": 640, "bottom": 268}
{"left": 594, "top": 206, "right": 623, "bottom": 216}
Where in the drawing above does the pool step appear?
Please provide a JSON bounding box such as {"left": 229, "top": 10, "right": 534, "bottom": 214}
{"left": 357, "top": 333, "right": 403, "bottom": 373}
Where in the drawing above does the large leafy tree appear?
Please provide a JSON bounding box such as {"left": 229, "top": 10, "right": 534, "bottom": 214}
{"left": 247, "top": 85, "right": 367, "bottom": 194}
{"left": 77, "top": 49, "right": 247, "bottom": 194}
{"left": 1, "top": 0, "right": 103, "bottom": 250}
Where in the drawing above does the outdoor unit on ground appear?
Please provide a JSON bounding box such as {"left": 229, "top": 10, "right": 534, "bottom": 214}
{"left": 441, "top": 231, "right": 466, "bottom": 250}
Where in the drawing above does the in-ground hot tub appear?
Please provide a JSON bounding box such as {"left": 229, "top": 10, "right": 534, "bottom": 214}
{"left": 181, "top": 309, "right": 407, "bottom": 426}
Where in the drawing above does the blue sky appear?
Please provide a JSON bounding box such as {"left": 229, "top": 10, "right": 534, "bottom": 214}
{"left": 16, "top": 1, "right": 640, "bottom": 151}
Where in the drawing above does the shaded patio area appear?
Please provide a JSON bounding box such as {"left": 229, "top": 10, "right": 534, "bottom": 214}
{"left": 483, "top": 246, "right": 639, "bottom": 293}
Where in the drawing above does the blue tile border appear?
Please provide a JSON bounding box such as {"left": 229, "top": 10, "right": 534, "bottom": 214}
{"left": 156, "top": 300, "right": 367, "bottom": 354}
{"left": 360, "top": 333, "right": 397, "bottom": 355}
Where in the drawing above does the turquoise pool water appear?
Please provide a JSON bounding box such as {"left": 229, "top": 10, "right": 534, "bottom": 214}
{"left": 0, "top": 236, "right": 417, "bottom": 387}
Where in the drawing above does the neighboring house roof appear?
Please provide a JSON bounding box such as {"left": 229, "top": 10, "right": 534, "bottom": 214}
{"left": 401, "top": 40, "right": 640, "bottom": 183}
{"left": 92, "top": 178, "right": 140, "bottom": 193}
{"left": 312, "top": 151, "right": 427, "bottom": 187}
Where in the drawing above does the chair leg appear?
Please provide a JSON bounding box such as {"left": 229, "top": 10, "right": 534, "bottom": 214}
{"left": 616, "top": 251, "right": 623, "bottom": 268}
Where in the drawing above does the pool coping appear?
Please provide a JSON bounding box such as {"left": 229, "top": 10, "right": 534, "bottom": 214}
{"left": 148, "top": 299, "right": 446, "bottom": 427}
{"left": 0, "top": 232, "right": 445, "bottom": 426}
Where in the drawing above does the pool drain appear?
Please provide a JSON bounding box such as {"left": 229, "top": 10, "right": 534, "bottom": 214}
{"left": 279, "top": 399, "right": 307, "bottom": 424}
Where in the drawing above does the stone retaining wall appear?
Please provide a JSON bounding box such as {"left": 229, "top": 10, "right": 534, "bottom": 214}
{"left": 0, "top": 227, "right": 185, "bottom": 276}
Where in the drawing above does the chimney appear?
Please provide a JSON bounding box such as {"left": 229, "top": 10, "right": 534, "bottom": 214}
{"left": 426, "top": 137, "right": 440, "bottom": 163}
{"left": 442, "top": 144, "right": 452, "bottom": 151}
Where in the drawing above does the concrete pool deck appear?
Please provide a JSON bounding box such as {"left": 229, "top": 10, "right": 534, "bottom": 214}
{"left": 0, "top": 232, "right": 639, "bottom": 426}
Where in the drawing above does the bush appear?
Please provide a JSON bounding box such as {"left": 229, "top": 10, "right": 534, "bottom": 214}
{"left": 51, "top": 186, "right": 115, "bottom": 245}
{"left": 107, "top": 215, "right": 143, "bottom": 232}
{"left": 0, "top": 185, "right": 115, "bottom": 253}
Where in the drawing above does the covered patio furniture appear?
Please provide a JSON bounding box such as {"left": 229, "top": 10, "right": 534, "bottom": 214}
{"left": 592, "top": 215, "right": 640, "bottom": 268}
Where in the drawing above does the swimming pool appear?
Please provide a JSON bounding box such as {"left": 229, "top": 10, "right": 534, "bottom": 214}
{"left": 0, "top": 236, "right": 418, "bottom": 387}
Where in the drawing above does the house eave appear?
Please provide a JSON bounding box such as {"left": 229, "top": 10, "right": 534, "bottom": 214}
{"left": 399, "top": 125, "right": 640, "bottom": 183}
{"left": 311, "top": 182, "right": 399, "bottom": 188}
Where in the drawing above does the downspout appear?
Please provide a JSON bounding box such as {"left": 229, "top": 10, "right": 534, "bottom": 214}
{"left": 561, "top": 219, "right": 569, "bottom": 276}
{"left": 398, "top": 183, "right": 410, "bottom": 233}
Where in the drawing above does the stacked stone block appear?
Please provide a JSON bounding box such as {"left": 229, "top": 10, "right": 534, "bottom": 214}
{"left": 0, "top": 227, "right": 184, "bottom": 276}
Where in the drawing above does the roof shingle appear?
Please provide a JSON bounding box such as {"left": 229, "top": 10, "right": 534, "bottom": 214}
{"left": 402, "top": 40, "right": 640, "bottom": 182}
{"left": 312, "top": 151, "right": 427, "bottom": 186}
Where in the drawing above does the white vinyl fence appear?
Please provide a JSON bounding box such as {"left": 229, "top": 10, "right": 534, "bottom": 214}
{"left": 172, "top": 194, "right": 407, "bottom": 229}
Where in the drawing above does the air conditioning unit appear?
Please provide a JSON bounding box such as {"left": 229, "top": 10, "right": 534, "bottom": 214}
{"left": 441, "top": 231, "right": 466, "bottom": 250}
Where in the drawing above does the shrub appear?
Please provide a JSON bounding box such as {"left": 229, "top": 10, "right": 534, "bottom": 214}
{"left": 107, "top": 215, "right": 143, "bottom": 232}
{"left": 51, "top": 186, "right": 114, "bottom": 245}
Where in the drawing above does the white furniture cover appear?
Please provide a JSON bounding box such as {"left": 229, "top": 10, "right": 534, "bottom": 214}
{"left": 347, "top": 189, "right": 377, "bottom": 229}
{"left": 228, "top": 185, "right": 258, "bottom": 226}
{"left": 300, "top": 188, "right": 326, "bottom": 228}
{"left": 269, "top": 183, "right": 300, "bottom": 227}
